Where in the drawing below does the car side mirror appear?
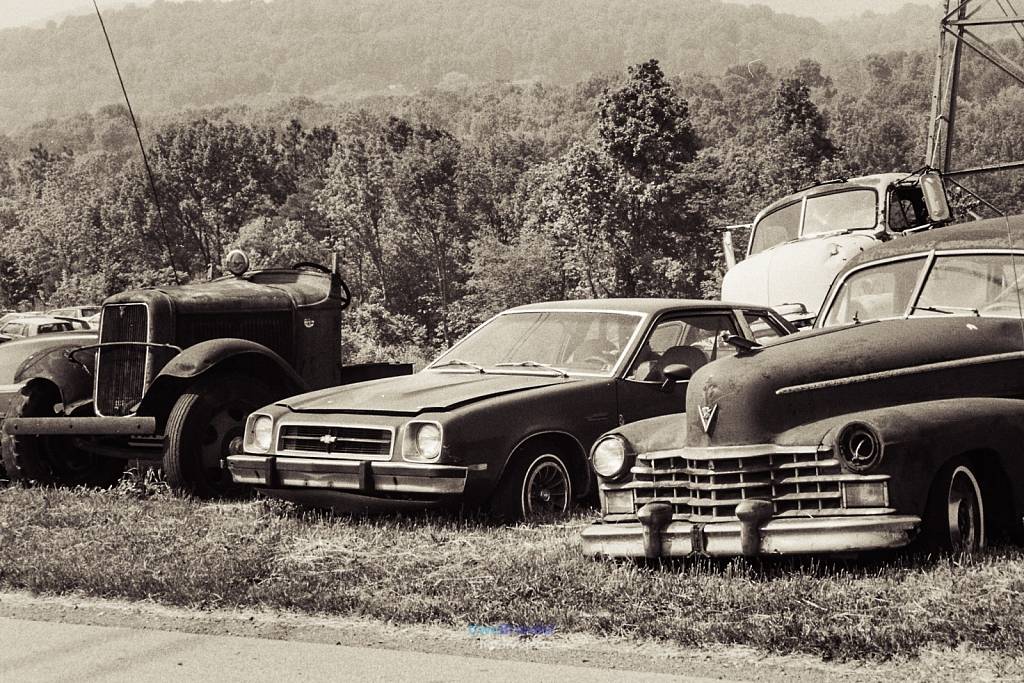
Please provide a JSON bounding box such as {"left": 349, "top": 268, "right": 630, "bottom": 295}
{"left": 661, "top": 363, "right": 692, "bottom": 391}
{"left": 920, "top": 172, "right": 951, "bottom": 223}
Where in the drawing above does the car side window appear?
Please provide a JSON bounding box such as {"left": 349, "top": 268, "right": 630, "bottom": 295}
{"left": 743, "top": 312, "right": 787, "bottom": 344}
{"left": 626, "top": 314, "right": 738, "bottom": 382}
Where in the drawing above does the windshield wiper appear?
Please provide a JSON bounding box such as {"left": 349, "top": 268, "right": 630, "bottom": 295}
{"left": 494, "top": 361, "right": 569, "bottom": 377}
{"left": 432, "top": 359, "right": 486, "bottom": 373}
{"left": 911, "top": 305, "right": 980, "bottom": 317}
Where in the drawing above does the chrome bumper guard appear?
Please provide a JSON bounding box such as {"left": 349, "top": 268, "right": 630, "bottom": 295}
{"left": 226, "top": 454, "right": 468, "bottom": 495}
{"left": 582, "top": 502, "right": 920, "bottom": 558}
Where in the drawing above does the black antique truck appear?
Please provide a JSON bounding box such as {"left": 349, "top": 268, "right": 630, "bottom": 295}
{"left": 1, "top": 253, "right": 409, "bottom": 497}
{"left": 583, "top": 217, "right": 1024, "bottom": 558}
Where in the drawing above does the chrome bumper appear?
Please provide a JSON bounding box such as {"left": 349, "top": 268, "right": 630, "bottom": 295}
{"left": 582, "top": 503, "right": 920, "bottom": 558}
{"left": 226, "top": 454, "right": 467, "bottom": 495}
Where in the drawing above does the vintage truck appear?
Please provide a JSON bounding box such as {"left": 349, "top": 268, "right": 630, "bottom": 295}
{"left": 584, "top": 216, "right": 1024, "bottom": 558}
{"left": 721, "top": 171, "right": 952, "bottom": 323}
{"left": 1, "top": 253, "right": 409, "bottom": 497}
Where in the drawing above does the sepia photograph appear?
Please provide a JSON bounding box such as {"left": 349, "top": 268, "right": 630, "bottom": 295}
{"left": 1, "top": 0, "right": 1023, "bottom": 680}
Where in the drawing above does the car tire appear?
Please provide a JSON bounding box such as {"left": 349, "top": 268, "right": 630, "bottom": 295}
{"left": 492, "top": 444, "right": 574, "bottom": 522}
{"left": 1, "top": 384, "right": 122, "bottom": 487}
{"left": 162, "top": 372, "right": 274, "bottom": 499}
{"left": 920, "top": 457, "right": 986, "bottom": 554}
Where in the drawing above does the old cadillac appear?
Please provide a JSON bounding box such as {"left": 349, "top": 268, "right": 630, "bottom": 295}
{"left": 1, "top": 253, "right": 408, "bottom": 496}
{"left": 583, "top": 217, "right": 1024, "bottom": 558}
{"left": 226, "top": 299, "right": 793, "bottom": 519}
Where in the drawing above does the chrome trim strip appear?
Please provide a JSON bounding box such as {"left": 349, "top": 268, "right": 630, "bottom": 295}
{"left": 638, "top": 444, "right": 821, "bottom": 460}
{"left": 776, "top": 350, "right": 1024, "bottom": 395}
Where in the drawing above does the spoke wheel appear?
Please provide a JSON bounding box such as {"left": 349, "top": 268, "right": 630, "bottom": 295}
{"left": 492, "top": 445, "right": 574, "bottom": 522}
{"left": 162, "top": 372, "right": 275, "bottom": 498}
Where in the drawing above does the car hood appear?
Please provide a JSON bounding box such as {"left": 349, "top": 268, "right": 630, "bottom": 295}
{"left": 278, "top": 370, "right": 577, "bottom": 415}
{"left": 685, "top": 316, "right": 1024, "bottom": 447}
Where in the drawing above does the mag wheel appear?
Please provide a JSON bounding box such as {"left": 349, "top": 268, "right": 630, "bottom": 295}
{"left": 922, "top": 458, "right": 986, "bottom": 554}
{"left": 162, "top": 372, "right": 273, "bottom": 499}
{"left": 492, "top": 445, "right": 573, "bottom": 522}
{"left": 1, "top": 383, "right": 121, "bottom": 487}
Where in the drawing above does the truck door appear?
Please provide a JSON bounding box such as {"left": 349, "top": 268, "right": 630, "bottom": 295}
{"left": 616, "top": 312, "right": 740, "bottom": 424}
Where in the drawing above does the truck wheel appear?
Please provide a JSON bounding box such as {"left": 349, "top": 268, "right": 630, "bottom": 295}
{"left": 491, "top": 444, "right": 573, "bottom": 522}
{"left": 162, "top": 373, "right": 274, "bottom": 498}
{"left": 921, "top": 457, "right": 986, "bottom": 553}
{"left": 1, "top": 384, "right": 122, "bottom": 487}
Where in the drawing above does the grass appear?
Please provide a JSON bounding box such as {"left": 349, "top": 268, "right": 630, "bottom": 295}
{"left": 2, "top": 484, "right": 1024, "bottom": 661}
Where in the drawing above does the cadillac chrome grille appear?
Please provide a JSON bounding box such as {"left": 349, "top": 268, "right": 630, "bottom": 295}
{"left": 632, "top": 446, "right": 844, "bottom": 522}
{"left": 278, "top": 424, "right": 393, "bottom": 460}
{"left": 96, "top": 303, "right": 150, "bottom": 417}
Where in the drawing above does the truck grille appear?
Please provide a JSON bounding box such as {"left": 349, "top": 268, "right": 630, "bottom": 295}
{"left": 277, "top": 424, "right": 393, "bottom": 460}
{"left": 632, "top": 446, "right": 845, "bottom": 522}
{"left": 96, "top": 303, "right": 150, "bottom": 417}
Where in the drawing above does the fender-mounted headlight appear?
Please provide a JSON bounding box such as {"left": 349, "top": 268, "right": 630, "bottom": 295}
{"left": 404, "top": 421, "right": 443, "bottom": 461}
{"left": 246, "top": 414, "right": 274, "bottom": 453}
{"left": 591, "top": 435, "right": 631, "bottom": 480}
{"left": 834, "top": 422, "right": 884, "bottom": 473}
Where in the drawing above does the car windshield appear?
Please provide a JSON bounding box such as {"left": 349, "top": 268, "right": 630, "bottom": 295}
{"left": 429, "top": 310, "right": 643, "bottom": 376}
{"left": 822, "top": 253, "right": 1024, "bottom": 326}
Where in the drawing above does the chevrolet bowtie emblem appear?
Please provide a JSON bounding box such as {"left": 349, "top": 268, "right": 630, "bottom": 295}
{"left": 699, "top": 404, "right": 719, "bottom": 434}
{"left": 319, "top": 434, "right": 337, "bottom": 445}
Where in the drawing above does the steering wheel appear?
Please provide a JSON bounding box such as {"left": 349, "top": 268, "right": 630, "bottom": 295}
{"left": 291, "top": 261, "right": 331, "bottom": 274}
{"left": 290, "top": 262, "right": 352, "bottom": 310}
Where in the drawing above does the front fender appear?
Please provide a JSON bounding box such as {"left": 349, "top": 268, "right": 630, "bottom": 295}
{"left": 12, "top": 345, "right": 94, "bottom": 411}
{"left": 608, "top": 413, "right": 687, "bottom": 455}
{"left": 776, "top": 397, "right": 1024, "bottom": 517}
{"left": 136, "top": 339, "right": 307, "bottom": 424}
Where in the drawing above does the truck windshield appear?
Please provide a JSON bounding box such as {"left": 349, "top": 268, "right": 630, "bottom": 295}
{"left": 430, "top": 310, "right": 643, "bottom": 376}
{"left": 749, "top": 189, "right": 878, "bottom": 256}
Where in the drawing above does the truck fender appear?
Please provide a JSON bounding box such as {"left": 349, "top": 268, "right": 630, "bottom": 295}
{"left": 138, "top": 339, "right": 308, "bottom": 424}
{"left": 780, "top": 397, "right": 1024, "bottom": 520}
{"left": 9, "top": 346, "right": 94, "bottom": 415}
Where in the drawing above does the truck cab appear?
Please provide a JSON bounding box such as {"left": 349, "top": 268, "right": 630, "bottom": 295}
{"left": 721, "top": 171, "right": 951, "bottom": 323}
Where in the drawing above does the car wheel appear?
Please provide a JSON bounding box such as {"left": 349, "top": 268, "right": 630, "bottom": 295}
{"left": 162, "top": 372, "right": 274, "bottom": 499}
{"left": 922, "top": 458, "right": 986, "bottom": 553}
{"left": 1, "top": 384, "right": 122, "bottom": 487}
{"left": 492, "top": 445, "right": 573, "bottom": 522}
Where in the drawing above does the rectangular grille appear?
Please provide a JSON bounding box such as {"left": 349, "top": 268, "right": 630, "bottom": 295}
{"left": 278, "top": 424, "right": 393, "bottom": 460}
{"left": 96, "top": 303, "right": 150, "bottom": 417}
{"left": 632, "top": 446, "right": 845, "bottom": 522}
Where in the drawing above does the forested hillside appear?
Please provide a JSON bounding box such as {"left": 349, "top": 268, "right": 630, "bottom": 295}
{"left": 0, "top": 0, "right": 938, "bottom": 131}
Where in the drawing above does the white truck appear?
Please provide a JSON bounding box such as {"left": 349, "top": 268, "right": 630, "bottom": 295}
{"left": 721, "top": 171, "right": 951, "bottom": 325}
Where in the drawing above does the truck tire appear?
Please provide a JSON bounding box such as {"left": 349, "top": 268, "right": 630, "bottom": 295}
{"left": 1, "top": 383, "right": 122, "bottom": 487}
{"left": 162, "top": 372, "right": 274, "bottom": 498}
{"left": 491, "top": 443, "right": 574, "bottom": 522}
{"left": 920, "top": 457, "right": 986, "bottom": 554}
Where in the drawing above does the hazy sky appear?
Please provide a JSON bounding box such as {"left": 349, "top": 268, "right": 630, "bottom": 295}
{"left": 0, "top": 0, "right": 920, "bottom": 31}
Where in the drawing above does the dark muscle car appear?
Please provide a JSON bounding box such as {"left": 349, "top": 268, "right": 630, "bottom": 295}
{"left": 583, "top": 217, "right": 1024, "bottom": 558}
{"left": 227, "top": 299, "right": 793, "bottom": 519}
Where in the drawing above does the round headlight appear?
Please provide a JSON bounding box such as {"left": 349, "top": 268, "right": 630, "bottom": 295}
{"left": 592, "top": 435, "right": 628, "bottom": 479}
{"left": 250, "top": 415, "right": 274, "bottom": 453}
{"left": 415, "top": 423, "right": 442, "bottom": 460}
{"left": 835, "top": 422, "right": 883, "bottom": 473}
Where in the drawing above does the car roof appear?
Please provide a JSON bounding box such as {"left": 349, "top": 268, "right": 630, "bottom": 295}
{"left": 839, "top": 214, "right": 1024, "bottom": 275}
{"left": 504, "top": 298, "right": 773, "bottom": 316}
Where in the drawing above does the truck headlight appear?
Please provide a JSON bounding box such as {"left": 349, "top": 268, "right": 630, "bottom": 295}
{"left": 591, "top": 435, "right": 630, "bottom": 480}
{"left": 405, "top": 422, "right": 443, "bottom": 461}
{"left": 247, "top": 414, "right": 274, "bottom": 453}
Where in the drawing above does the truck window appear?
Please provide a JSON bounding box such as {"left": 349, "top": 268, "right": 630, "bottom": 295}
{"left": 749, "top": 202, "right": 801, "bottom": 255}
{"left": 803, "top": 189, "right": 877, "bottom": 237}
{"left": 888, "top": 185, "right": 930, "bottom": 232}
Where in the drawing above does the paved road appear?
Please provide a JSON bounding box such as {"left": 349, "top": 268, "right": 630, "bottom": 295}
{"left": 0, "top": 617, "right": 712, "bottom": 682}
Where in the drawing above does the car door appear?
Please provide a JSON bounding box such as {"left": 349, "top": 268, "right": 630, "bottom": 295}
{"left": 615, "top": 310, "right": 741, "bottom": 424}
